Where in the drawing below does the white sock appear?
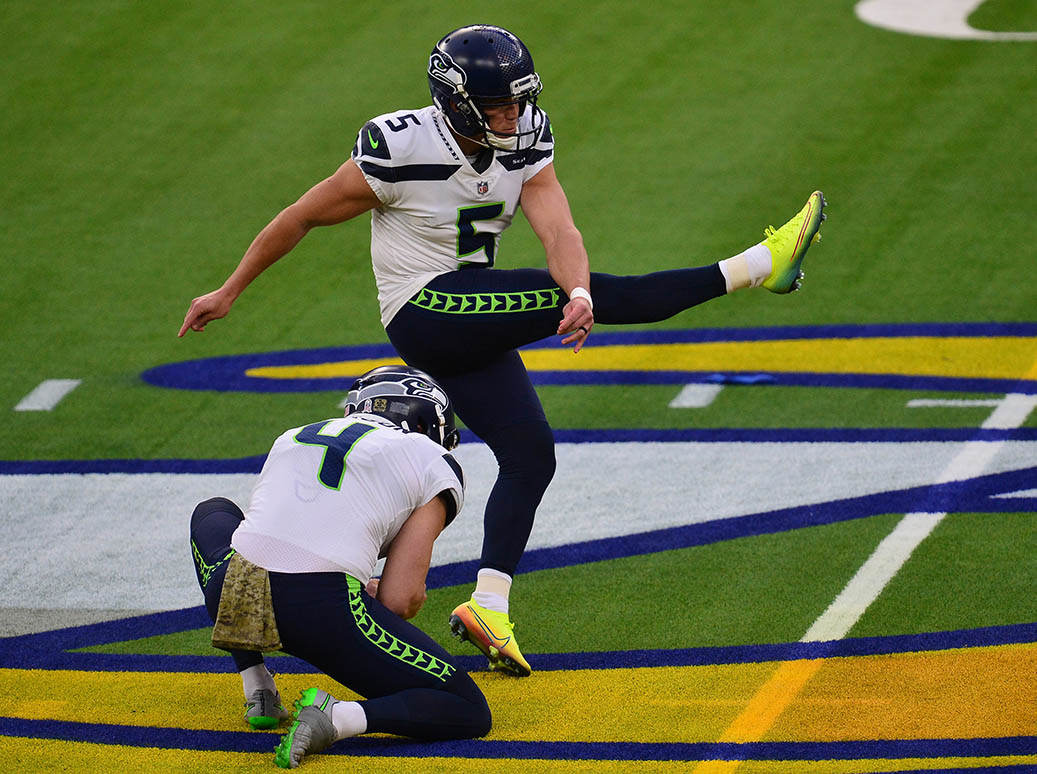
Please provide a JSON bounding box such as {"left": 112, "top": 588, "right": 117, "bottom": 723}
{"left": 240, "top": 663, "right": 277, "bottom": 698}
{"left": 331, "top": 700, "right": 368, "bottom": 740}
{"left": 718, "top": 243, "right": 772, "bottom": 292}
{"left": 471, "top": 568, "right": 512, "bottom": 614}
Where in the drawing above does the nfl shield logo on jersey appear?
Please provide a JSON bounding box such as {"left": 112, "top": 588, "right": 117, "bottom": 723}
{"left": 476, "top": 181, "right": 489, "bottom": 195}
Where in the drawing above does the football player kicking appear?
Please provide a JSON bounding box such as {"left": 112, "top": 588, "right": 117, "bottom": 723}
{"left": 189, "top": 366, "right": 490, "bottom": 768}
{"left": 180, "top": 24, "right": 826, "bottom": 678}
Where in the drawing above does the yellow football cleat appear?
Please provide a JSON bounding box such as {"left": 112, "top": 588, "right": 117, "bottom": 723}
{"left": 761, "top": 190, "right": 826, "bottom": 293}
{"left": 449, "top": 599, "right": 531, "bottom": 677}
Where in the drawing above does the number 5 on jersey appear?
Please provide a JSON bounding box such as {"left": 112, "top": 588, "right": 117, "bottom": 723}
{"left": 457, "top": 202, "right": 504, "bottom": 266}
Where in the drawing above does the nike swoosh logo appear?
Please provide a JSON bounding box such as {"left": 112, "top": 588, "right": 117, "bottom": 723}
{"left": 469, "top": 606, "right": 511, "bottom": 647}
{"left": 793, "top": 198, "right": 818, "bottom": 258}
{"left": 368, "top": 130, "right": 379, "bottom": 149}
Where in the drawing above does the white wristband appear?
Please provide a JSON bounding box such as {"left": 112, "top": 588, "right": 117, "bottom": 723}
{"left": 569, "top": 286, "right": 593, "bottom": 310}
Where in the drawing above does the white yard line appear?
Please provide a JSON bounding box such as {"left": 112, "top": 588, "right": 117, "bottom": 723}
{"left": 669, "top": 383, "right": 724, "bottom": 409}
{"left": 907, "top": 398, "right": 1002, "bottom": 408}
{"left": 14, "top": 379, "right": 82, "bottom": 411}
{"left": 802, "top": 512, "right": 942, "bottom": 641}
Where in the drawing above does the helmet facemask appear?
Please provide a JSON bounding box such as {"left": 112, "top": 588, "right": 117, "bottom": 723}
{"left": 470, "top": 74, "right": 543, "bottom": 150}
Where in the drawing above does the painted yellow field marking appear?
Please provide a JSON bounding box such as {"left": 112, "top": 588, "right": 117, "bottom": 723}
{"left": 4, "top": 643, "right": 1034, "bottom": 742}
{"left": 244, "top": 336, "right": 1037, "bottom": 383}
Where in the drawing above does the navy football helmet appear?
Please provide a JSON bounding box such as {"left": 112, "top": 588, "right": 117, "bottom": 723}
{"left": 344, "top": 365, "right": 460, "bottom": 450}
{"left": 428, "top": 24, "right": 544, "bottom": 151}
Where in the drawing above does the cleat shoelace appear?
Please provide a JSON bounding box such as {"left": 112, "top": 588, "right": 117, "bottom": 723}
{"left": 764, "top": 224, "right": 822, "bottom": 247}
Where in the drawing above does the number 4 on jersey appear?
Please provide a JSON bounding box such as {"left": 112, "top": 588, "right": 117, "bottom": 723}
{"left": 294, "top": 421, "right": 375, "bottom": 490}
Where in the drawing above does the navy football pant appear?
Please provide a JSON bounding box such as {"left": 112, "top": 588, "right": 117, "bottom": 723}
{"left": 386, "top": 265, "right": 726, "bottom": 575}
{"left": 189, "top": 497, "right": 491, "bottom": 740}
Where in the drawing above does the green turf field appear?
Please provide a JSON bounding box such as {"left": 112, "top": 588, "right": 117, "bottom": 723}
{"left": 2, "top": 0, "right": 1035, "bottom": 459}
{"left": 2, "top": 1, "right": 1035, "bottom": 772}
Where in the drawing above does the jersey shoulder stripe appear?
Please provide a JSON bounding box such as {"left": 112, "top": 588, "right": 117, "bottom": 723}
{"left": 358, "top": 160, "right": 461, "bottom": 183}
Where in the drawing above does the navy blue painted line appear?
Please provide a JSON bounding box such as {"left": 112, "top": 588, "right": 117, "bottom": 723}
{"left": 1, "top": 715, "right": 1034, "bottom": 760}
{"left": 2, "top": 609, "right": 1032, "bottom": 674}
{"left": 517, "top": 322, "right": 1037, "bottom": 347}
{"left": 0, "top": 456, "right": 268, "bottom": 475}
{"left": 549, "top": 427, "right": 1037, "bottom": 443}
{"left": 140, "top": 368, "right": 1037, "bottom": 396}
{"left": 0, "top": 607, "right": 214, "bottom": 655}
{"left": 427, "top": 465, "right": 1037, "bottom": 588}
{"left": 529, "top": 621, "right": 1037, "bottom": 671}
{"left": 0, "top": 717, "right": 268, "bottom": 753}
{"left": 234, "top": 733, "right": 1037, "bottom": 761}
{"left": 4, "top": 430, "right": 1037, "bottom": 475}
{"left": 529, "top": 370, "right": 1037, "bottom": 395}
{"left": 141, "top": 343, "right": 399, "bottom": 392}
{"left": 11, "top": 622, "right": 1035, "bottom": 673}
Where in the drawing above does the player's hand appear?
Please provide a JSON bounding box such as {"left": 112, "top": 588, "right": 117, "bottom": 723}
{"left": 558, "top": 297, "right": 593, "bottom": 353}
{"left": 365, "top": 577, "right": 380, "bottom": 597}
{"left": 178, "top": 288, "right": 233, "bottom": 337}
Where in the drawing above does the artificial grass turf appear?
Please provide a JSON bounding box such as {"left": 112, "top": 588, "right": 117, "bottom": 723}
{"left": 4, "top": 0, "right": 1036, "bottom": 462}
{"left": 1, "top": 382, "right": 1017, "bottom": 461}
{"left": 537, "top": 385, "right": 1011, "bottom": 431}
{"left": 968, "top": 0, "right": 1037, "bottom": 31}
{"left": 850, "top": 511, "right": 1037, "bottom": 638}
{"left": 80, "top": 512, "right": 903, "bottom": 656}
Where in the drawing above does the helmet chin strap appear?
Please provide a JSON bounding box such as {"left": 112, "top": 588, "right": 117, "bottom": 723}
{"left": 485, "top": 132, "right": 518, "bottom": 151}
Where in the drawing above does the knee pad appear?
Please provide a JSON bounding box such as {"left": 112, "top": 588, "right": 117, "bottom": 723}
{"left": 190, "top": 496, "right": 244, "bottom": 531}
{"left": 190, "top": 497, "right": 244, "bottom": 563}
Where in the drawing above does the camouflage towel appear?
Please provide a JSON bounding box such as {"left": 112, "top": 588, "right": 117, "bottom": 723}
{"left": 211, "top": 553, "right": 282, "bottom": 652}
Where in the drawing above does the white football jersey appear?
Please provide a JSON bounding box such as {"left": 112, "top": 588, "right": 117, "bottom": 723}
{"left": 352, "top": 105, "right": 555, "bottom": 326}
{"left": 232, "top": 413, "right": 464, "bottom": 584}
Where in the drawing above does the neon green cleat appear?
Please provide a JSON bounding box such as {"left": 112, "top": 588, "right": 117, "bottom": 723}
{"left": 244, "top": 687, "right": 289, "bottom": 730}
{"left": 449, "top": 599, "right": 531, "bottom": 677}
{"left": 274, "top": 687, "right": 339, "bottom": 769}
{"left": 761, "top": 190, "right": 826, "bottom": 293}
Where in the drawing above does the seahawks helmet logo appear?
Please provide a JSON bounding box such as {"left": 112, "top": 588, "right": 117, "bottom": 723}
{"left": 400, "top": 376, "right": 449, "bottom": 408}
{"left": 429, "top": 51, "right": 466, "bottom": 91}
